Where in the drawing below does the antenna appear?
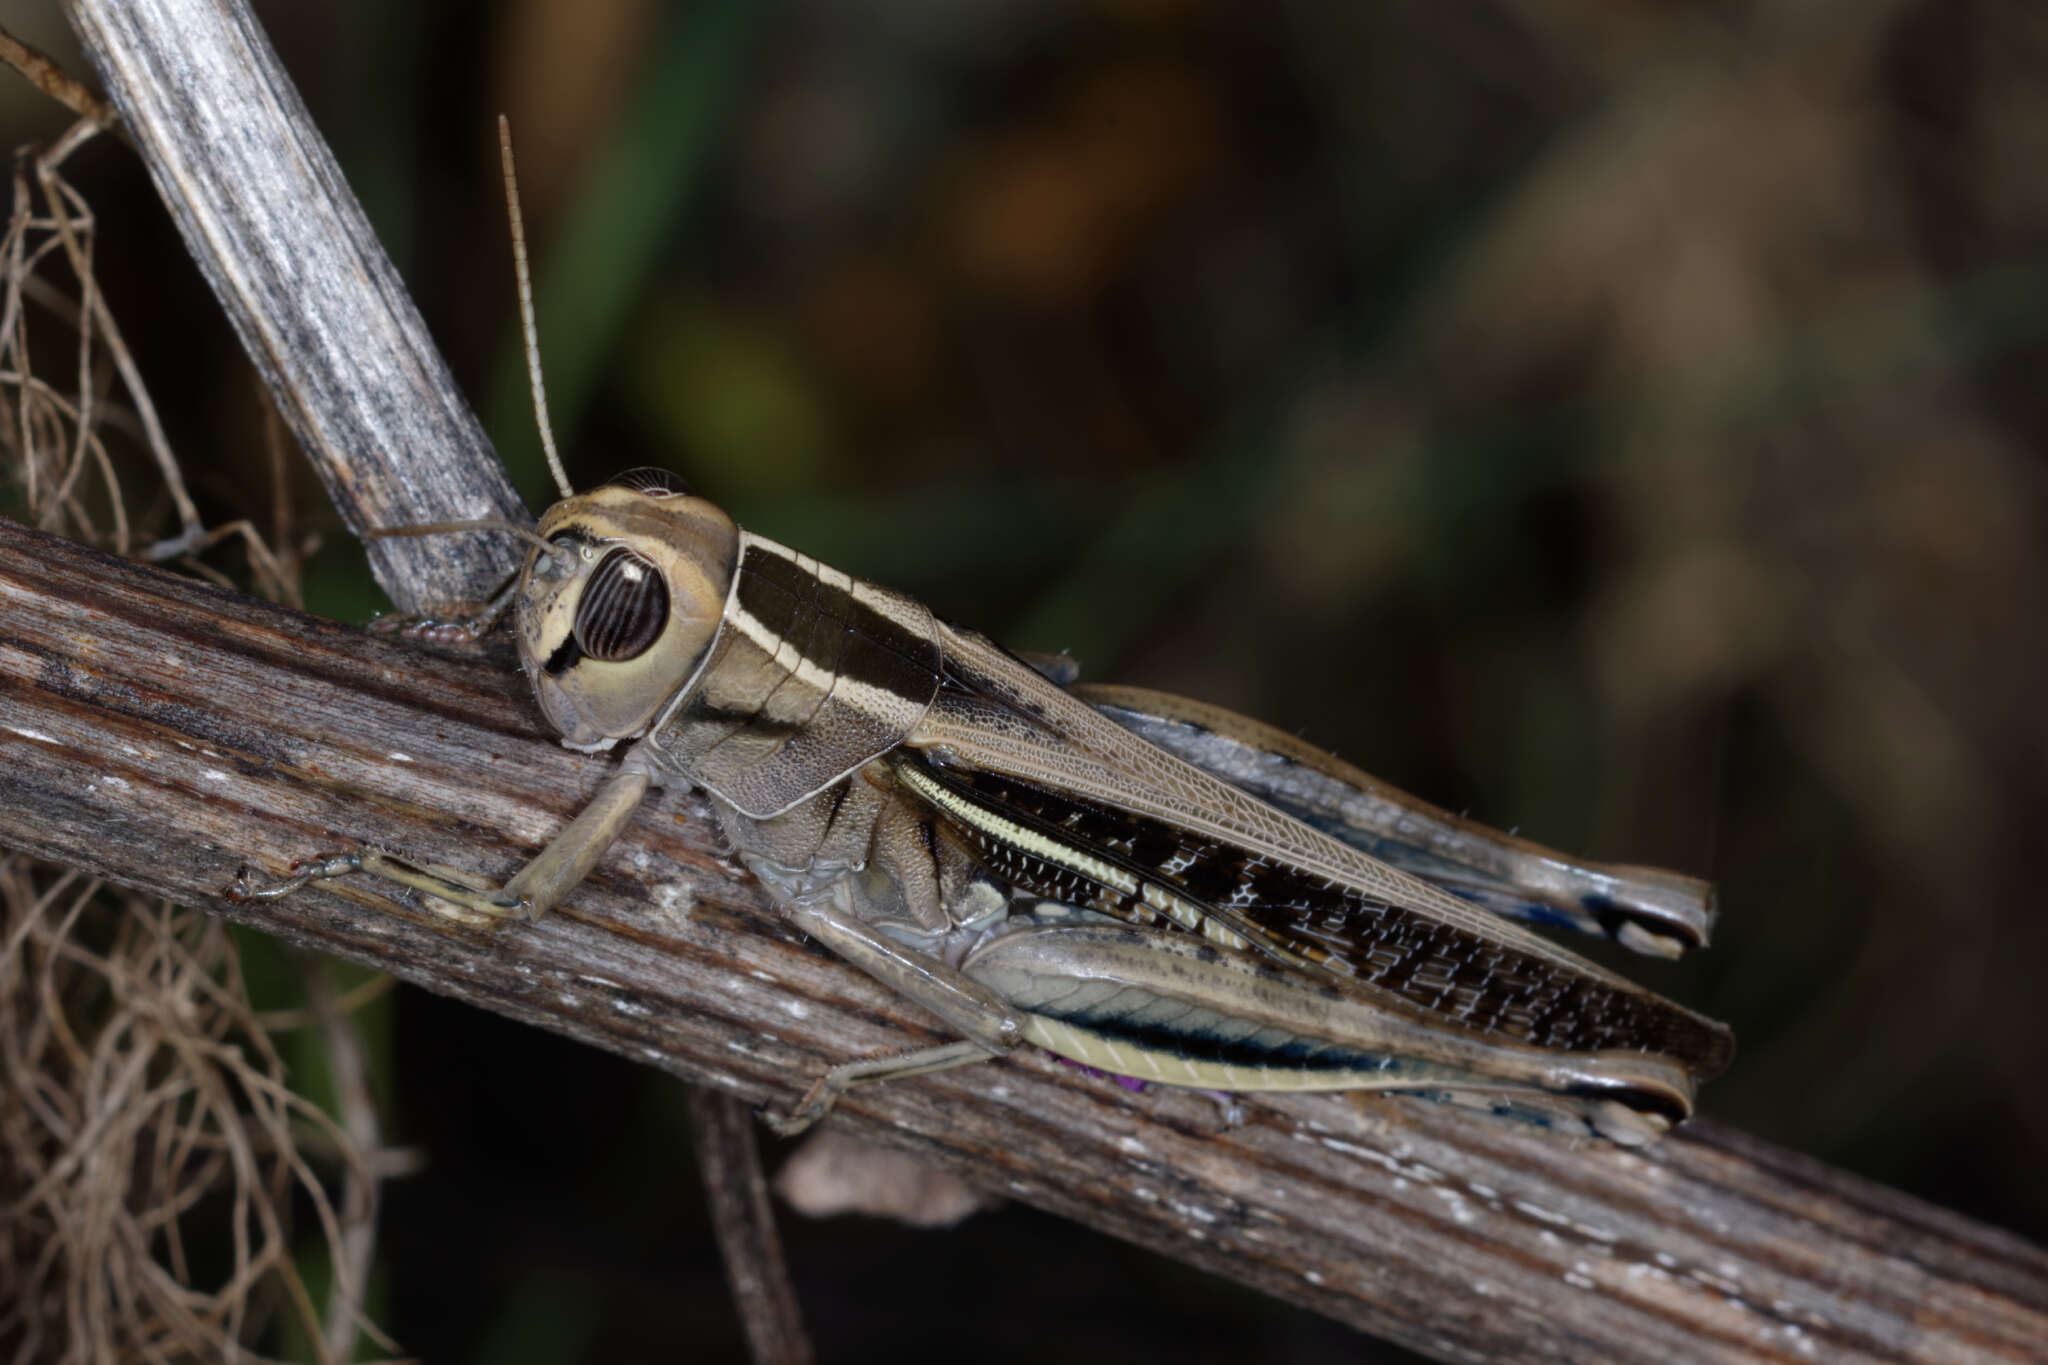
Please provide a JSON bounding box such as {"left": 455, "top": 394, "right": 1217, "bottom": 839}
{"left": 499, "top": 115, "right": 576, "bottom": 501}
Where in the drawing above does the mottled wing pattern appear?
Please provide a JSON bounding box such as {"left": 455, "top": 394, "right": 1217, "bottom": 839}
{"left": 1072, "top": 684, "right": 1717, "bottom": 957}
{"left": 899, "top": 750, "right": 1732, "bottom": 1077}
{"left": 901, "top": 628, "right": 1734, "bottom": 1076}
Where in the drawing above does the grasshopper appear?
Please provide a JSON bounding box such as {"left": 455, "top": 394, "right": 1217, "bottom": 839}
{"left": 247, "top": 461, "right": 1732, "bottom": 1145}
{"left": 241, "top": 128, "right": 1731, "bottom": 1146}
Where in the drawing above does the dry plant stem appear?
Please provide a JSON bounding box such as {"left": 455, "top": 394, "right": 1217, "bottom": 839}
{"left": 0, "top": 859, "right": 372, "bottom": 1365}
{"left": 3, "top": 518, "right": 2044, "bottom": 1364}
{"left": 298, "top": 956, "right": 384, "bottom": 1363}
{"left": 3, "top": 144, "right": 134, "bottom": 555}
{"left": 62, "top": 0, "right": 528, "bottom": 612}
{"left": 0, "top": 21, "right": 119, "bottom": 130}
{"left": 29, "top": 123, "right": 198, "bottom": 553}
{"left": 683, "top": 1089, "right": 814, "bottom": 1365}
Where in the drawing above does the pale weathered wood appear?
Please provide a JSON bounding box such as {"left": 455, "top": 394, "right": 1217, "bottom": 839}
{"left": 2, "top": 517, "right": 2045, "bottom": 1363}
{"left": 62, "top": 0, "right": 528, "bottom": 612}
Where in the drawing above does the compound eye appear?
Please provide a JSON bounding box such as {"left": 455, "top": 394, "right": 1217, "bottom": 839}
{"left": 606, "top": 467, "right": 693, "bottom": 497}
{"left": 573, "top": 548, "right": 669, "bottom": 661}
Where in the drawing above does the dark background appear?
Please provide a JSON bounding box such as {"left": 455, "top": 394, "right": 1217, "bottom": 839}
{"left": 6, "top": 1, "right": 2046, "bottom": 1360}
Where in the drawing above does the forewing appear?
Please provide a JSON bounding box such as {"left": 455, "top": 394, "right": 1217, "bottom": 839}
{"left": 1072, "top": 683, "right": 1714, "bottom": 958}
{"left": 903, "top": 630, "right": 1734, "bottom": 1080}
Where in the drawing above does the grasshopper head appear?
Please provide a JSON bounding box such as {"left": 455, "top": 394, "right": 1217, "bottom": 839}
{"left": 518, "top": 468, "right": 738, "bottom": 750}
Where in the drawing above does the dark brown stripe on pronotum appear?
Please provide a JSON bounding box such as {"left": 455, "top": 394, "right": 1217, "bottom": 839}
{"left": 574, "top": 547, "right": 669, "bottom": 662}
{"left": 736, "top": 546, "right": 940, "bottom": 694}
